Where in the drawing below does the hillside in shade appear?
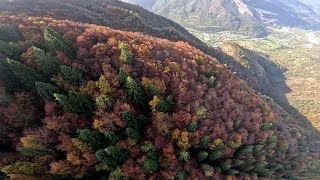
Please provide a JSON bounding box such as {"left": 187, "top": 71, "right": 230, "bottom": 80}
{"left": 0, "top": 0, "right": 203, "bottom": 48}
{"left": 0, "top": 16, "right": 310, "bottom": 179}
{"left": 123, "top": 0, "right": 320, "bottom": 37}
{"left": 0, "top": 0, "right": 277, "bottom": 97}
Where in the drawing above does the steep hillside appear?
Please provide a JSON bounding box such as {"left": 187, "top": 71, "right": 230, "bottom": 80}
{"left": 0, "top": 0, "right": 203, "bottom": 48}
{"left": 0, "top": 16, "right": 309, "bottom": 179}
{"left": 150, "top": 0, "right": 268, "bottom": 37}
{"left": 123, "top": 0, "right": 320, "bottom": 36}
{"left": 244, "top": 0, "right": 320, "bottom": 29}
{"left": 213, "top": 42, "right": 285, "bottom": 93}
{"left": 299, "top": 0, "right": 320, "bottom": 16}
{"left": 0, "top": 0, "right": 267, "bottom": 92}
{"left": 121, "top": 0, "right": 156, "bottom": 10}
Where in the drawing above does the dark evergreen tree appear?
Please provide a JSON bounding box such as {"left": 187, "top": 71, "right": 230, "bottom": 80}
{"left": 231, "top": 159, "right": 244, "bottom": 167}
{"left": 78, "top": 128, "right": 107, "bottom": 150}
{"left": 118, "top": 41, "right": 134, "bottom": 65}
{"left": 6, "top": 58, "right": 45, "bottom": 92}
{"left": 121, "top": 111, "right": 148, "bottom": 129}
{"left": 199, "top": 135, "right": 211, "bottom": 148}
{"left": 54, "top": 91, "right": 94, "bottom": 115}
{"left": 188, "top": 121, "right": 198, "bottom": 132}
{"left": 35, "top": 82, "right": 60, "bottom": 101}
{"left": 59, "top": 65, "right": 83, "bottom": 86}
{"left": 0, "top": 40, "right": 21, "bottom": 60}
{"left": 44, "top": 27, "right": 75, "bottom": 58}
{"left": 238, "top": 145, "right": 253, "bottom": 155}
{"left": 119, "top": 68, "right": 128, "bottom": 85}
{"left": 125, "top": 76, "right": 147, "bottom": 108}
{"left": 208, "top": 76, "right": 216, "bottom": 88}
{"left": 209, "top": 150, "right": 222, "bottom": 161}
{"left": 143, "top": 159, "right": 159, "bottom": 173}
{"left": 105, "top": 131, "right": 120, "bottom": 144}
{"left": 175, "top": 171, "right": 188, "bottom": 180}
{"left": 197, "top": 151, "right": 209, "bottom": 162}
{"left": 261, "top": 122, "right": 274, "bottom": 131}
{"left": 95, "top": 146, "right": 129, "bottom": 167}
{"left": 156, "top": 96, "right": 174, "bottom": 113}
{"left": 0, "top": 24, "right": 22, "bottom": 42}
{"left": 126, "top": 127, "right": 141, "bottom": 141}
{"left": 0, "top": 58, "right": 22, "bottom": 92}
{"left": 33, "top": 47, "right": 60, "bottom": 77}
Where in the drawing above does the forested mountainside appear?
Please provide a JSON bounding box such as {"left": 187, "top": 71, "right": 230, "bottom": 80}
{"left": 121, "top": 0, "right": 320, "bottom": 149}
{"left": 0, "top": 0, "right": 203, "bottom": 48}
{"left": 0, "top": 15, "right": 311, "bottom": 179}
{"left": 0, "top": 0, "right": 279, "bottom": 96}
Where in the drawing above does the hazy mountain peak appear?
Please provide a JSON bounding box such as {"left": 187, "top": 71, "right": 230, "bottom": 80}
{"left": 234, "top": 0, "right": 253, "bottom": 16}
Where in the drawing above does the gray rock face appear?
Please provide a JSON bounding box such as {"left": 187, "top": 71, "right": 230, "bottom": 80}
{"left": 121, "top": 0, "right": 320, "bottom": 36}
{"left": 245, "top": 0, "right": 320, "bottom": 29}
{"left": 123, "top": 0, "right": 268, "bottom": 37}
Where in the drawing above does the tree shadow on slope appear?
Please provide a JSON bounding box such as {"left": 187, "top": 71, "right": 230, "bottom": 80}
{"left": 211, "top": 42, "right": 320, "bottom": 152}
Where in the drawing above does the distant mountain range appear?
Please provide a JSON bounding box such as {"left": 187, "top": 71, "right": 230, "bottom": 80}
{"left": 245, "top": 0, "right": 320, "bottom": 29}
{"left": 299, "top": 0, "right": 320, "bottom": 16}
{"left": 122, "top": 0, "right": 320, "bottom": 37}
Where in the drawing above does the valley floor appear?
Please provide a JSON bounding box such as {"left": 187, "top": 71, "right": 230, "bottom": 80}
{"left": 193, "top": 27, "right": 320, "bottom": 149}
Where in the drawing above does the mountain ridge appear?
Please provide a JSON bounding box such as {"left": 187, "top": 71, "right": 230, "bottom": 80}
{"left": 0, "top": 15, "right": 308, "bottom": 179}
{"left": 123, "top": 0, "right": 320, "bottom": 37}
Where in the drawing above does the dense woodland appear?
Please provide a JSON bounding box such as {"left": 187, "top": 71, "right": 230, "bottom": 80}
{"left": 0, "top": 0, "right": 204, "bottom": 49}
{"left": 0, "top": 0, "right": 279, "bottom": 101}
{"left": 0, "top": 16, "right": 311, "bottom": 179}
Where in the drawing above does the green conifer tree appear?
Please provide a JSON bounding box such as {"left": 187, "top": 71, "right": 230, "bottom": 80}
{"left": 199, "top": 135, "right": 211, "bottom": 148}
{"left": 197, "top": 151, "right": 209, "bottom": 162}
{"left": 33, "top": 47, "right": 60, "bottom": 77}
{"left": 118, "top": 41, "right": 134, "bottom": 65}
{"left": 231, "top": 159, "right": 244, "bottom": 167}
{"left": 105, "top": 131, "right": 120, "bottom": 144}
{"left": 78, "top": 128, "right": 107, "bottom": 150}
{"left": 121, "top": 111, "right": 148, "bottom": 129}
{"left": 59, "top": 65, "right": 83, "bottom": 86}
{"left": 126, "top": 127, "right": 141, "bottom": 141}
{"left": 54, "top": 91, "right": 94, "bottom": 115}
{"left": 6, "top": 58, "right": 45, "bottom": 92}
{"left": 143, "top": 159, "right": 159, "bottom": 173}
{"left": 95, "top": 146, "right": 129, "bottom": 167}
{"left": 209, "top": 150, "right": 222, "bottom": 161}
{"left": 125, "top": 76, "right": 147, "bottom": 107}
{"left": 35, "top": 82, "right": 59, "bottom": 101}
{"left": 119, "top": 68, "right": 128, "bottom": 85}
{"left": 261, "top": 122, "right": 274, "bottom": 131}
{"left": 178, "top": 151, "right": 190, "bottom": 162}
{"left": 0, "top": 24, "right": 22, "bottom": 42}
{"left": 0, "top": 40, "right": 21, "bottom": 60}
{"left": 0, "top": 59, "right": 22, "bottom": 92}
{"left": 44, "top": 27, "right": 75, "bottom": 58}
{"left": 156, "top": 96, "right": 174, "bottom": 113}
{"left": 175, "top": 171, "right": 188, "bottom": 180}
{"left": 188, "top": 121, "right": 198, "bottom": 132}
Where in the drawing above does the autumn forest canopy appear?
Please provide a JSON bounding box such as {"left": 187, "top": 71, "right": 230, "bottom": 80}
{"left": 0, "top": 0, "right": 318, "bottom": 179}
